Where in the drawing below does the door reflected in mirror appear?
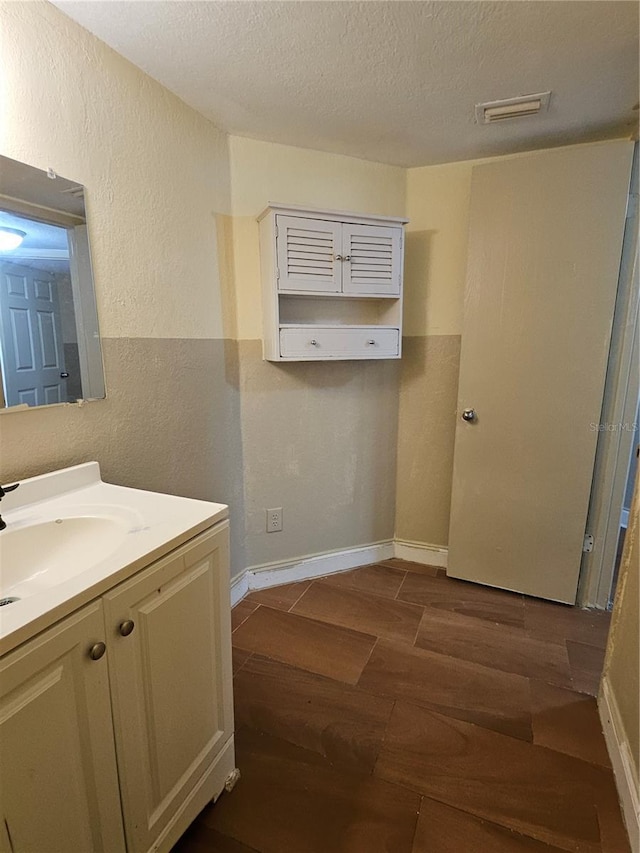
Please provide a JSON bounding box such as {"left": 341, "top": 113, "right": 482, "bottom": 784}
{"left": 0, "top": 156, "right": 105, "bottom": 408}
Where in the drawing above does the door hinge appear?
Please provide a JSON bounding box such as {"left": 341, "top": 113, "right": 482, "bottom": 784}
{"left": 626, "top": 192, "right": 638, "bottom": 220}
{"left": 583, "top": 533, "right": 594, "bottom": 553}
{"left": 275, "top": 225, "right": 279, "bottom": 237}
{"left": 276, "top": 267, "right": 280, "bottom": 280}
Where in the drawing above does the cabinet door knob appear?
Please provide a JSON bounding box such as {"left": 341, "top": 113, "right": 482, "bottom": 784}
{"left": 310, "top": 339, "right": 318, "bottom": 346}
{"left": 343, "top": 255, "right": 351, "bottom": 261}
{"left": 367, "top": 339, "right": 376, "bottom": 345}
{"left": 119, "top": 619, "right": 135, "bottom": 637}
{"left": 88, "top": 642, "right": 106, "bottom": 661}
{"left": 334, "top": 254, "right": 343, "bottom": 261}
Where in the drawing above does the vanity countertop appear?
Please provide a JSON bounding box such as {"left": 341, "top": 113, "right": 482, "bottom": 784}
{"left": 0, "top": 462, "right": 228, "bottom": 655}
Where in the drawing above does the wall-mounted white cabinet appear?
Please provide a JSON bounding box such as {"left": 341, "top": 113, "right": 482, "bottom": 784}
{"left": 259, "top": 204, "right": 408, "bottom": 361}
{"left": 0, "top": 522, "right": 234, "bottom": 853}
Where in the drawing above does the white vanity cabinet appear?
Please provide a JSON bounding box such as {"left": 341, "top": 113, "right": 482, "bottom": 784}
{"left": 259, "top": 204, "right": 407, "bottom": 361}
{"left": 0, "top": 521, "right": 234, "bottom": 853}
{"left": 0, "top": 600, "right": 126, "bottom": 853}
{"left": 104, "top": 524, "right": 234, "bottom": 853}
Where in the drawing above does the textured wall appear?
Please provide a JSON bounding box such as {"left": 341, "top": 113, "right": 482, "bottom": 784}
{"left": 604, "top": 473, "right": 639, "bottom": 784}
{"left": 5, "top": 4, "right": 628, "bottom": 583}
{"left": 395, "top": 336, "right": 460, "bottom": 546}
{"left": 1, "top": 2, "right": 231, "bottom": 341}
{"left": 229, "top": 136, "right": 406, "bottom": 341}
{"left": 0, "top": 340, "right": 247, "bottom": 570}
{"left": 0, "top": 7, "right": 408, "bottom": 577}
{"left": 0, "top": 2, "right": 247, "bottom": 571}
{"left": 229, "top": 137, "right": 406, "bottom": 568}
{"left": 238, "top": 341, "right": 400, "bottom": 568}
{"left": 403, "top": 162, "right": 472, "bottom": 338}
{"left": 395, "top": 163, "right": 471, "bottom": 547}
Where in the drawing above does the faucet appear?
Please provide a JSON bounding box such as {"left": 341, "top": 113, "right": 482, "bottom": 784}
{"left": 0, "top": 483, "right": 20, "bottom": 531}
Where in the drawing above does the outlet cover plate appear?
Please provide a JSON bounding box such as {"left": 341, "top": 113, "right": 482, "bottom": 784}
{"left": 266, "top": 507, "right": 283, "bottom": 533}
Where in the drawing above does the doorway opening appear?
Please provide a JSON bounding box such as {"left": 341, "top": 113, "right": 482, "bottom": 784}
{"left": 578, "top": 143, "right": 639, "bottom": 610}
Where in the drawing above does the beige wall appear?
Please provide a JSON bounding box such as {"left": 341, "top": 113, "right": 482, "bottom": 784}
{"left": 228, "top": 137, "right": 406, "bottom": 568}
{"left": 0, "top": 1, "right": 247, "bottom": 571}
{"left": 403, "top": 162, "right": 472, "bottom": 339}
{"left": 238, "top": 340, "right": 400, "bottom": 567}
{"left": 229, "top": 135, "right": 406, "bottom": 341}
{"left": 0, "top": 7, "right": 407, "bottom": 577}
{"left": 395, "top": 144, "right": 632, "bottom": 551}
{"left": 395, "top": 162, "right": 472, "bottom": 546}
{"left": 395, "top": 335, "right": 461, "bottom": 547}
{"left": 604, "top": 473, "right": 639, "bottom": 786}
{"left": 2, "top": 3, "right": 631, "bottom": 586}
{"left": 1, "top": 2, "right": 231, "bottom": 341}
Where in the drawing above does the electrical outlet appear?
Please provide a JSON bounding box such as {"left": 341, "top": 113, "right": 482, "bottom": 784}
{"left": 266, "top": 507, "right": 283, "bottom": 533}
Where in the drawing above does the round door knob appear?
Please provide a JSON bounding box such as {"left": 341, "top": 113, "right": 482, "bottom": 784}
{"left": 366, "top": 339, "right": 376, "bottom": 345}
{"left": 343, "top": 255, "right": 351, "bottom": 261}
{"left": 334, "top": 254, "right": 343, "bottom": 261}
{"left": 119, "top": 620, "right": 135, "bottom": 637}
{"left": 461, "top": 408, "right": 476, "bottom": 422}
{"left": 310, "top": 339, "right": 318, "bottom": 346}
{"left": 88, "top": 642, "right": 106, "bottom": 661}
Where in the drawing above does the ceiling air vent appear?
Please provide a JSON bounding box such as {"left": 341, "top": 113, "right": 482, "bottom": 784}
{"left": 475, "top": 92, "right": 551, "bottom": 124}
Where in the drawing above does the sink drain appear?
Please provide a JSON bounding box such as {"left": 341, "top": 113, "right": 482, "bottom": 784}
{"left": 0, "top": 597, "right": 20, "bottom": 606}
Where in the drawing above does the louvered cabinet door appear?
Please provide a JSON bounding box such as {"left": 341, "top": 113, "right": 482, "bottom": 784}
{"left": 342, "top": 223, "right": 402, "bottom": 296}
{"left": 276, "top": 215, "right": 342, "bottom": 293}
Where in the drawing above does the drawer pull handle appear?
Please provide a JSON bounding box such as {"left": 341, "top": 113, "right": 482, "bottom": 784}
{"left": 88, "top": 642, "right": 106, "bottom": 661}
{"left": 119, "top": 620, "right": 135, "bottom": 637}
{"left": 310, "top": 339, "right": 318, "bottom": 346}
{"left": 366, "top": 339, "right": 376, "bottom": 345}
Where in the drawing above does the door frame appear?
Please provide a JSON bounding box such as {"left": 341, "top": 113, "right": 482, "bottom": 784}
{"left": 578, "top": 143, "right": 639, "bottom": 609}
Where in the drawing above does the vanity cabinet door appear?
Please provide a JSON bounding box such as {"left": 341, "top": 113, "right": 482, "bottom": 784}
{"left": 0, "top": 601, "right": 126, "bottom": 853}
{"left": 103, "top": 523, "right": 234, "bottom": 853}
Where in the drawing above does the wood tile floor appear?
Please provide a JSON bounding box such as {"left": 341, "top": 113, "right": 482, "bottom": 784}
{"left": 172, "top": 560, "right": 629, "bottom": 853}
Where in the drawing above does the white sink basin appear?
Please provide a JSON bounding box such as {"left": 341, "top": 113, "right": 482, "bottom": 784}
{"left": 0, "top": 462, "right": 228, "bottom": 654}
{"left": 0, "top": 513, "right": 132, "bottom": 600}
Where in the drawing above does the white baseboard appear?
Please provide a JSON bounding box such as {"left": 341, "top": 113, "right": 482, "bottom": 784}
{"left": 393, "top": 538, "right": 448, "bottom": 568}
{"left": 599, "top": 676, "right": 640, "bottom": 853}
{"left": 231, "top": 540, "right": 394, "bottom": 600}
{"left": 231, "top": 539, "right": 448, "bottom": 607}
{"left": 229, "top": 571, "right": 249, "bottom": 607}
{"left": 229, "top": 537, "right": 450, "bottom": 606}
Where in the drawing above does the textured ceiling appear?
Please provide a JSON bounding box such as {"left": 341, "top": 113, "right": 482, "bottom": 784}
{"left": 53, "top": 1, "right": 638, "bottom": 167}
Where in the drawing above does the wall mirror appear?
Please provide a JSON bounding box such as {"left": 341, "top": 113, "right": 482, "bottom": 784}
{"left": 0, "top": 155, "right": 105, "bottom": 408}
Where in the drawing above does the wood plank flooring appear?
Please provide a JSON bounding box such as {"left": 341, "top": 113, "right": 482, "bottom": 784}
{"left": 172, "top": 560, "right": 627, "bottom": 853}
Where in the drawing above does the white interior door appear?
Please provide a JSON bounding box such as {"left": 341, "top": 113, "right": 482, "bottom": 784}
{"left": 448, "top": 141, "right": 634, "bottom": 603}
{"left": 0, "top": 261, "right": 67, "bottom": 406}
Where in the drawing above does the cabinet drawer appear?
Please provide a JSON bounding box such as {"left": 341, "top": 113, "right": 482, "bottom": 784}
{"left": 279, "top": 327, "right": 399, "bottom": 359}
